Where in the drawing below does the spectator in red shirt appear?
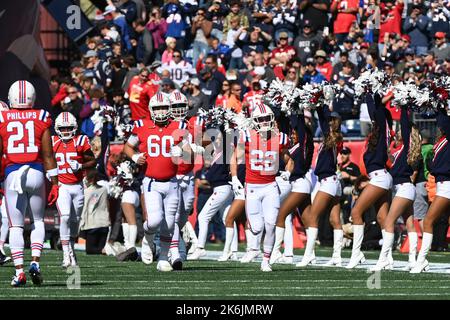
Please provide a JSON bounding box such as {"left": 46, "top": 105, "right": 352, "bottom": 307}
{"left": 271, "top": 32, "right": 296, "bottom": 66}
{"left": 330, "top": 0, "right": 359, "bottom": 44}
{"left": 378, "top": 0, "right": 404, "bottom": 51}
{"left": 127, "top": 68, "right": 154, "bottom": 120}
{"left": 315, "top": 50, "right": 333, "bottom": 81}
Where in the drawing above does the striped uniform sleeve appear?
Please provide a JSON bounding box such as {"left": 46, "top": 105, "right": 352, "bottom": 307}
{"left": 77, "top": 135, "right": 92, "bottom": 153}
{"left": 279, "top": 132, "right": 289, "bottom": 148}
{"left": 39, "top": 109, "right": 52, "bottom": 128}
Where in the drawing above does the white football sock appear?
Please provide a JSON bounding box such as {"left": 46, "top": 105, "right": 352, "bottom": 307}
{"left": 417, "top": 232, "right": 433, "bottom": 263}
{"left": 408, "top": 232, "right": 418, "bottom": 263}
{"left": 128, "top": 224, "right": 137, "bottom": 249}
{"left": 122, "top": 223, "right": 130, "bottom": 249}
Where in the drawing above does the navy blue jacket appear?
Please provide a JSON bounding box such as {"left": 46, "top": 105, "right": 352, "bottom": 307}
{"left": 289, "top": 113, "right": 310, "bottom": 181}
{"left": 390, "top": 106, "right": 413, "bottom": 185}
{"left": 314, "top": 105, "right": 339, "bottom": 181}
{"left": 363, "top": 94, "right": 389, "bottom": 174}
{"left": 430, "top": 109, "right": 450, "bottom": 183}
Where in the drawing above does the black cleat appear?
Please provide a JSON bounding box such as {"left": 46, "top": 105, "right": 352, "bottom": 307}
{"left": 29, "top": 263, "right": 43, "bottom": 285}
{"left": 0, "top": 251, "right": 11, "bottom": 265}
{"left": 171, "top": 258, "right": 183, "bottom": 271}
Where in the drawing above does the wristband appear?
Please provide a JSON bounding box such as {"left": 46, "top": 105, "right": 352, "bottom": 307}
{"left": 132, "top": 154, "right": 141, "bottom": 163}
{"left": 47, "top": 168, "right": 58, "bottom": 177}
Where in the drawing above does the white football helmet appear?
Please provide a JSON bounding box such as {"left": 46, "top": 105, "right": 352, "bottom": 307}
{"left": 149, "top": 93, "right": 171, "bottom": 123}
{"left": 251, "top": 102, "right": 275, "bottom": 133}
{"left": 0, "top": 101, "right": 10, "bottom": 111}
{"left": 169, "top": 91, "right": 189, "bottom": 120}
{"left": 55, "top": 112, "right": 78, "bottom": 141}
{"left": 8, "top": 80, "right": 36, "bottom": 109}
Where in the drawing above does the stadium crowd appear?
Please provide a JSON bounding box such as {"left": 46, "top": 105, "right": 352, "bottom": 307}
{"left": 37, "top": 0, "right": 450, "bottom": 261}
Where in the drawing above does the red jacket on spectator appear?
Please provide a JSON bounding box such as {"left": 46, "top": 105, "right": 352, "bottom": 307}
{"left": 51, "top": 84, "right": 68, "bottom": 107}
{"left": 317, "top": 61, "right": 333, "bottom": 81}
{"left": 271, "top": 45, "right": 296, "bottom": 63}
{"left": 195, "top": 60, "right": 226, "bottom": 76}
{"left": 378, "top": 1, "right": 404, "bottom": 43}
{"left": 331, "top": 0, "right": 359, "bottom": 34}
{"left": 127, "top": 76, "right": 155, "bottom": 120}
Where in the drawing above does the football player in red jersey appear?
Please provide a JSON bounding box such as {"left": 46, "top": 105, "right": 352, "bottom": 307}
{"left": 53, "top": 112, "right": 96, "bottom": 268}
{"left": 167, "top": 91, "right": 204, "bottom": 269}
{"left": 0, "top": 81, "right": 59, "bottom": 287}
{"left": 235, "top": 103, "right": 289, "bottom": 272}
{"left": 123, "top": 93, "right": 192, "bottom": 272}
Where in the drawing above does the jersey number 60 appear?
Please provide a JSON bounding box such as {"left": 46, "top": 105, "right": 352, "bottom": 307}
{"left": 147, "top": 135, "right": 174, "bottom": 157}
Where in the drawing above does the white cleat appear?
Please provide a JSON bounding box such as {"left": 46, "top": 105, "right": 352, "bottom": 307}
{"left": 260, "top": 260, "right": 272, "bottom": 272}
{"left": 269, "top": 249, "right": 283, "bottom": 265}
{"left": 345, "top": 252, "right": 366, "bottom": 269}
{"left": 187, "top": 242, "right": 197, "bottom": 255}
{"left": 187, "top": 248, "right": 206, "bottom": 260}
{"left": 156, "top": 260, "right": 173, "bottom": 272}
{"left": 410, "top": 260, "right": 429, "bottom": 274}
{"left": 140, "top": 236, "right": 153, "bottom": 265}
{"left": 296, "top": 254, "right": 316, "bottom": 267}
{"left": 69, "top": 248, "right": 78, "bottom": 267}
{"left": 324, "top": 257, "right": 342, "bottom": 267}
{"left": 402, "top": 262, "right": 416, "bottom": 271}
{"left": 217, "top": 251, "right": 237, "bottom": 262}
{"left": 240, "top": 250, "right": 260, "bottom": 263}
{"left": 62, "top": 252, "right": 71, "bottom": 268}
{"left": 370, "top": 259, "right": 393, "bottom": 272}
{"left": 278, "top": 255, "right": 294, "bottom": 264}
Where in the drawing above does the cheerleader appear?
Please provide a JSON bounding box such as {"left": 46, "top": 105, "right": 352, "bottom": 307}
{"left": 270, "top": 111, "right": 314, "bottom": 265}
{"left": 297, "top": 104, "right": 344, "bottom": 267}
{"left": 371, "top": 105, "right": 422, "bottom": 271}
{"left": 411, "top": 107, "right": 450, "bottom": 273}
{"left": 347, "top": 93, "right": 393, "bottom": 269}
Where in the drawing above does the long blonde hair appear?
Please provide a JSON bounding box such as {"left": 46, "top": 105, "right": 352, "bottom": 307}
{"left": 324, "top": 117, "right": 343, "bottom": 150}
{"left": 407, "top": 125, "right": 422, "bottom": 167}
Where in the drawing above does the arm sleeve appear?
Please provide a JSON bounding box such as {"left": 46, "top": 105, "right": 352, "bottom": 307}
{"left": 400, "top": 105, "right": 410, "bottom": 149}
{"left": 365, "top": 94, "right": 377, "bottom": 121}
{"left": 317, "top": 104, "right": 330, "bottom": 136}
{"left": 290, "top": 113, "right": 306, "bottom": 148}
{"left": 126, "top": 134, "right": 140, "bottom": 147}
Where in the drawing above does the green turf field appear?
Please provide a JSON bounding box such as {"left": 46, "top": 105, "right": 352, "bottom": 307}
{"left": 0, "top": 245, "right": 449, "bottom": 299}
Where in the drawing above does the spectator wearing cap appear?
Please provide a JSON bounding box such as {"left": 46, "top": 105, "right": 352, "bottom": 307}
{"left": 293, "top": 19, "right": 324, "bottom": 64}
{"left": 315, "top": 50, "right": 333, "bottom": 81}
{"left": 271, "top": 0, "right": 297, "bottom": 42}
{"left": 160, "top": 49, "right": 196, "bottom": 88}
{"left": 332, "top": 51, "right": 357, "bottom": 79}
{"left": 302, "top": 58, "right": 326, "bottom": 84}
{"left": 160, "top": 77, "right": 176, "bottom": 95}
{"left": 378, "top": 0, "right": 404, "bottom": 49}
{"left": 103, "top": 5, "right": 133, "bottom": 53}
{"left": 133, "top": 19, "right": 154, "bottom": 67}
{"left": 298, "top": 0, "right": 330, "bottom": 32}
{"left": 332, "top": 38, "right": 360, "bottom": 69}
{"left": 270, "top": 31, "right": 296, "bottom": 65}
{"left": 428, "top": 1, "right": 450, "bottom": 37}
{"left": 338, "top": 146, "right": 361, "bottom": 221}
{"left": 430, "top": 32, "right": 450, "bottom": 61}
{"left": 403, "top": 4, "right": 430, "bottom": 56}
{"left": 242, "top": 75, "right": 265, "bottom": 116}
{"left": 84, "top": 50, "right": 113, "bottom": 88}
{"left": 330, "top": 0, "right": 359, "bottom": 44}
{"left": 201, "top": 54, "right": 226, "bottom": 84}
{"left": 191, "top": 7, "right": 213, "bottom": 67}
{"left": 109, "top": 58, "right": 127, "bottom": 96}
{"left": 395, "top": 47, "right": 415, "bottom": 75}
{"left": 162, "top": 0, "right": 189, "bottom": 50}
{"left": 223, "top": 0, "right": 249, "bottom": 34}
{"left": 199, "top": 66, "right": 222, "bottom": 106}
{"left": 187, "top": 77, "right": 209, "bottom": 116}
{"left": 146, "top": 7, "right": 167, "bottom": 61}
